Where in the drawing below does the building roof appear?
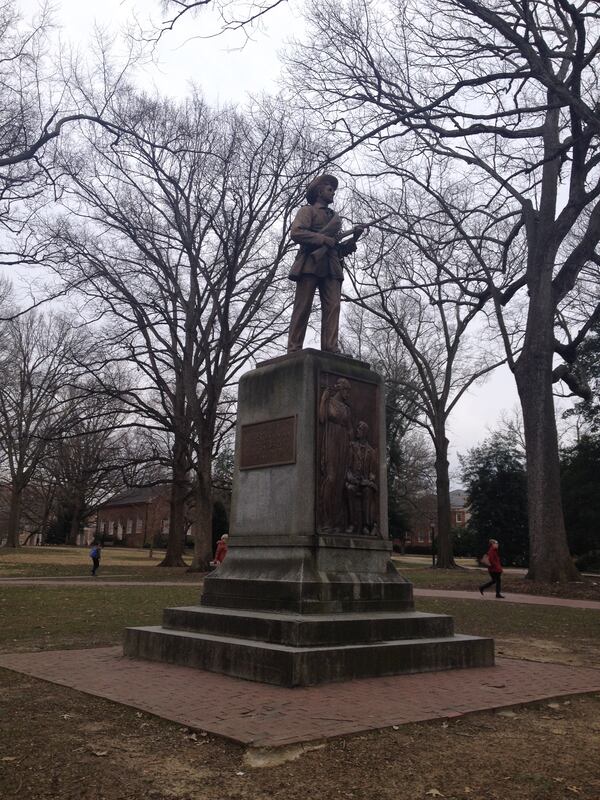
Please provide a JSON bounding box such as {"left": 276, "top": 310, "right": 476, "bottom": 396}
{"left": 449, "top": 489, "right": 469, "bottom": 508}
{"left": 97, "top": 486, "right": 166, "bottom": 509}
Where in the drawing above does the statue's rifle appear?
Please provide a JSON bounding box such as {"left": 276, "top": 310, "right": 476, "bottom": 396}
{"left": 310, "top": 213, "right": 391, "bottom": 261}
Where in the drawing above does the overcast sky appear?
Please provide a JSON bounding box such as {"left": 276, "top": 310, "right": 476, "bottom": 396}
{"left": 14, "top": 0, "right": 571, "bottom": 483}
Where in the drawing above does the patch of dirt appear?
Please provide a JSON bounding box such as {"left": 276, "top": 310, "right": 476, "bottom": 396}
{"left": 494, "top": 636, "right": 600, "bottom": 666}
{"left": 2, "top": 669, "right": 600, "bottom": 800}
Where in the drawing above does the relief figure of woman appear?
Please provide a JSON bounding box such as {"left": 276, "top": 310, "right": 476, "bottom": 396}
{"left": 319, "top": 378, "right": 353, "bottom": 531}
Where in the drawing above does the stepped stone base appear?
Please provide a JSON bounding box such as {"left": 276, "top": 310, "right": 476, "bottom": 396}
{"left": 161, "top": 606, "right": 455, "bottom": 645}
{"left": 124, "top": 604, "right": 494, "bottom": 687}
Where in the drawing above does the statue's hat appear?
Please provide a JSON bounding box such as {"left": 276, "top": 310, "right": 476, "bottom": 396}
{"left": 306, "top": 173, "right": 338, "bottom": 203}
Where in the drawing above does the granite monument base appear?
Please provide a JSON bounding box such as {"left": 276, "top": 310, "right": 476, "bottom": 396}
{"left": 124, "top": 350, "right": 494, "bottom": 686}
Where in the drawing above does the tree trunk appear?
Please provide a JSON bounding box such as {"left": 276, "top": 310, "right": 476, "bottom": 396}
{"left": 188, "top": 444, "right": 213, "bottom": 572}
{"left": 39, "top": 492, "right": 54, "bottom": 545}
{"left": 433, "top": 422, "right": 455, "bottom": 568}
{"left": 159, "top": 434, "right": 188, "bottom": 568}
{"left": 6, "top": 486, "right": 23, "bottom": 548}
{"left": 67, "top": 503, "right": 83, "bottom": 546}
{"left": 515, "top": 296, "right": 579, "bottom": 582}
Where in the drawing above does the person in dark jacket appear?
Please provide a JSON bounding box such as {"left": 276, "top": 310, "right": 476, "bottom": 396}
{"left": 89, "top": 543, "right": 101, "bottom": 576}
{"left": 479, "top": 538, "right": 505, "bottom": 598}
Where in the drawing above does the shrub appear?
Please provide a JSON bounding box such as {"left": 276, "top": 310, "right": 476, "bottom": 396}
{"left": 574, "top": 550, "right": 600, "bottom": 573}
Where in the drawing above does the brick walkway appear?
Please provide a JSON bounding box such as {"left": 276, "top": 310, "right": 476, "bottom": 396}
{"left": 1, "top": 647, "right": 599, "bottom": 747}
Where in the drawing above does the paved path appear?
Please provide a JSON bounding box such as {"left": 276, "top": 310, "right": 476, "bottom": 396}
{"left": 413, "top": 588, "right": 600, "bottom": 611}
{"left": 1, "top": 646, "right": 599, "bottom": 747}
{"left": 1, "top": 576, "right": 599, "bottom": 610}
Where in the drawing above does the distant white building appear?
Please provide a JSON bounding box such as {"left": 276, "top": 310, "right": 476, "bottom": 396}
{"left": 449, "top": 489, "right": 471, "bottom": 527}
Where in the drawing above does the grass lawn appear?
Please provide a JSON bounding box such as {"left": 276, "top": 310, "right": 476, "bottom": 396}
{"left": 393, "top": 558, "right": 600, "bottom": 601}
{"left": 0, "top": 585, "right": 199, "bottom": 652}
{"left": 418, "top": 597, "right": 600, "bottom": 666}
{"left": 0, "top": 574, "right": 599, "bottom": 798}
{"left": 0, "top": 545, "right": 200, "bottom": 580}
{"left": 1, "top": 581, "right": 598, "bottom": 666}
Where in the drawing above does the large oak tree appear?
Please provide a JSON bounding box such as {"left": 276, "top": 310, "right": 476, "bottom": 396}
{"left": 45, "top": 90, "right": 319, "bottom": 567}
{"left": 288, "top": 0, "right": 600, "bottom": 581}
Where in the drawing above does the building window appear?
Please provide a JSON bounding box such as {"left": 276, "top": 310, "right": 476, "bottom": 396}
{"left": 126, "top": 519, "right": 133, "bottom": 536}
{"left": 455, "top": 511, "right": 464, "bottom": 524}
{"left": 136, "top": 518, "right": 143, "bottom": 533}
{"left": 418, "top": 532, "right": 424, "bottom": 543}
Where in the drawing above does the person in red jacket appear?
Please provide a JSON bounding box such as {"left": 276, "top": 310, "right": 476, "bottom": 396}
{"left": 211, "top": 534, "right": 228, "bottom": 567}
{"left": 479, "top": 538, "right": 505, "bottom": 598}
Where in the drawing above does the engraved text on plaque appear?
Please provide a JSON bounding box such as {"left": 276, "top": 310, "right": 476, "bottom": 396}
{"left": 240, "top": 416, "right": 297, "bottom": 470}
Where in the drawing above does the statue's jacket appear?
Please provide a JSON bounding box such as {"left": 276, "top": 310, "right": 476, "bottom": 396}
{"left": 288, "top": 204, "right": 357, "bottom": 282}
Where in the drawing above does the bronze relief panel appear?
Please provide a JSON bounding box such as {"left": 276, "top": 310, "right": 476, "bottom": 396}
{"left": 317, "top": 372, "right": 379, "bottom": 536}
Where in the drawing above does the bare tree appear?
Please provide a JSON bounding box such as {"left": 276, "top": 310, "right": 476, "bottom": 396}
{"left": 287, "top": 0, "right": 600, "bottom": 581}
{"left": 0, "top": 311, "right": 87, "bottom": 547}
{"left": 0, "top": 1, "right": 138, "bottom": 271}
{"left": 341, "top": 307, "right": 436, "bottom": 550}
{"left": 340, "top": 199, "right": 502, "bottom": 566}
{"left": 156, "top": 0, "right": 287, "bottom": 40}
{"left": 43, "top": 388, "right": 129, "bottom": 546}
{"left": 44, "top": 90, "right": 319, "bottom": 567}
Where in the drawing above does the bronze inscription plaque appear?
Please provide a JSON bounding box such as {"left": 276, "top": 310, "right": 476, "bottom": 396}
{"left": 240, "top": 416, "right": 297, "bottom": 470}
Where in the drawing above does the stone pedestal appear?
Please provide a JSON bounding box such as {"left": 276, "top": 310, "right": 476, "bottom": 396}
{"left": 124, "top": 350, "right": 494, "bottom": 685}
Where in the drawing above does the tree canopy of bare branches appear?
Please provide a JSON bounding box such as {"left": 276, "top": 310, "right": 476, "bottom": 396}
{"left": 286, "top": 0, "right": 600, "bottom": 581}
{"left": 156, "top": 0, "right": 287, "bottom": 40}
{"left": 0, "top": 311, "right": 89, "bottom": 546}
{"left": 43, "top": 89, "right": 320, "bottom": 567}
{"left": 341, "top": 187, "right": 503, "bottom": 566}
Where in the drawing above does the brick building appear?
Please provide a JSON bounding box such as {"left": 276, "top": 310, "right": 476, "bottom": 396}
{"left": 95, "top": 487, "right": 173, "bottom": 548}
{"left": 94, "top": 486, "right": 231, "bottom": 549}
{"left": 399, "top": 488, "right": 471, "bottom": 551}
{"left": 449, "top": 488, "right": 471, "bottom": 528}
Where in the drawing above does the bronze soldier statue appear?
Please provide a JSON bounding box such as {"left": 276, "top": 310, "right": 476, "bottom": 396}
{"left": 287, "top": 174, "right": 366, "bottom": 354}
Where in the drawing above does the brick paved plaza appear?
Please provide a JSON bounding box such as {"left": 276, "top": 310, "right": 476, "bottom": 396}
{"left": 1, "top": 646, "right": 599, "bottom": 747}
